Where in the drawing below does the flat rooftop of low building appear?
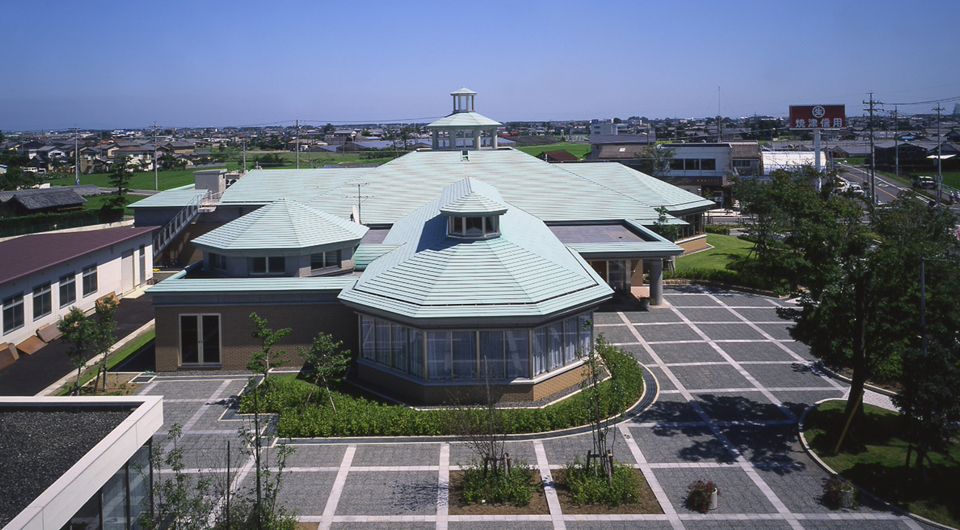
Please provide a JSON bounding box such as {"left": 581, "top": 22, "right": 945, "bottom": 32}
{"left": 0, "top": 406, "right": 133, "bottom": 527}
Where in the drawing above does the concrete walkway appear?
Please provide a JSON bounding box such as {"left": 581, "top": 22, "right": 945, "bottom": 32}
{"left": 134, "top": 286, "right": 937, "bottom": 530}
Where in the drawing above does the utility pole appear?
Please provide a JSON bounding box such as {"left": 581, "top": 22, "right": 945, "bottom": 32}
{"left": 242, "top": 138, "right": 247, "bottom": 171}
{"left": 934, "top": 104, "right": 943, "bottom": 204}
{"left": 152, "top": 122, "right": 159, "bottom": 190}
{"left": 73, "top": 126, "right": 79, "bottom": 186}
{"left": 863, "top": 92, "right": 881, "bottom": 203}
{"left": 295, "top": 119, "right": 300, "bottom": 169}
{"left": 893, "top": 107, "right": 899, "bottom": 177}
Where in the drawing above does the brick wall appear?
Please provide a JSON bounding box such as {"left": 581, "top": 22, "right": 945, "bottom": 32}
{"left": 155, "top": 302, "right": 359, "bottom": 371}
{"left": 677, "top": 234, "right": 707, "bottom": 253}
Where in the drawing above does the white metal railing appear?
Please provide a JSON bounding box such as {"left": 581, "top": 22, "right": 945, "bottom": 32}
{"left": 153, "top": 192, "right": 205, "bottom": 259}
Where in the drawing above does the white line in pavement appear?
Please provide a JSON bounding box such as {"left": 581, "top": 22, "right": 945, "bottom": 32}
{"left": 163, "top": 379, "right": 233, "bottom": 455}
{"left": 319, "top": 444, "right": 355, "bottom": 530}
{"left": 618, "top": 423, "right": 684, "bottom": 530}
{"left": 533, "top": 440, "right": 566, "bottom": 530}
{"left": 436, "top": 442, "right": 449, "bottom": 530}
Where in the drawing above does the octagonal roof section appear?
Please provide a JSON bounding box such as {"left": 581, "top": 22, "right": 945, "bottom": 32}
{"left": 438, "top": 177, "right": 509, "bottom": 216}
{"left": 339, "top": 178, "right": 613, "bottom": 321}
{"left": 192, "top": 198, "right": 367, "bottom": 252}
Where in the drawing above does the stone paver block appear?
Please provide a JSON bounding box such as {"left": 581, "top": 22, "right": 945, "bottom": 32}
{"left": 716, "top": 342, "right": 798, "bottom": 363}
{"left": 694, "top": 324, "right": 766, "bottom": 341}
{"left": 755, "top": 324, "right": 794, "bottom": 340}
{"left": 781, "top": 341, "right": 814, "bottom": 360}
{"left": 649, "top": 342, "right": 725, "bottom": 364}
{"left": 665, "top": 294, "right": 721, "bottom": 307}
{"left": 632, "top": 393, "right": 703, "bottom": 424}
{"left": 626, "top": 423, "right": 734, "bottom": 464}
{"left": 624, "top": 309, "right": 685, "bottom": 324}
{"left": 541, "top": 432, "right": 634, "bottom": 466}
{"left": 693, "top": 392, "right": 791, "bottom": 423}
{"left": 711, "top": 293, "right": 779, "bottom": 307}
{"left": 618, "top": 343, "right": 657, "bottom": 366}
{"left": 337, "top": 470, "right": 437, "bottom": 515}
{"left": 719, "top": 425, "right": 805, "bottom": 466}
{"left": 680, "top": 307, "right": 744, "bottom": 323}
{"left": 279, "top": 444, "right": 347, "bottom": 468}
{"left": 683, "top": 520, "right": 793, "bottom": 530}
{"left": 668, "top": 365, "right": 753, "bottom": 392}
{"left": 793, "top": 519, "right": 918, "bottom": 529}
{"left": 645, "top": 365, "right": 676, "bottom": 392}
{"left": 270, "top": 469, "right": 337, "bottom": 515}
{"left": 353, "top": 443, "right": 441, "bottom": 467}
{"left": 731, "top": 307, "right": 785, "bottom": 322}
{"left": 638, "top": 324, "right": 704, "bottom": 342}
{"left": 599, "top": 324, "right": 642, "bottom": 345}
{"left": 452, "top": 522, "right": 553, "bottom": 530}
{"left": 740, "top": 363, "right": 836, "bottom": 389}
{"left": 652, "top": 466, "right": 779, "bottom": 514}
{"left": 566, "top": 522, "right": 674, "bottom": 530}
{"left": 331, "top": 521, "right": 434, "bottom": 530}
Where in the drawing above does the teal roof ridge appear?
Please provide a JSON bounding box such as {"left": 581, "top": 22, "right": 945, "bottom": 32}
{"left": 438, "top": 177, "right": 509, "bottom": 215}
{"left": 193, "top": 198, "right": 367, "bottom": 251}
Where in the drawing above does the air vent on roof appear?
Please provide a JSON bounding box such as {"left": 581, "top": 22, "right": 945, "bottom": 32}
{"left": 461, "top": 150, "right": 469, "bottom": 161}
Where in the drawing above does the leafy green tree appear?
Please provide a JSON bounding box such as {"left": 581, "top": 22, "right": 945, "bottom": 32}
{"left": 58, "top": 307, "right": 96, "bottom": 395}
{"left": 0, "top": 165, "right": 32, "bottom": 191}
{"left": 635, "top": 144, "right": 675, "bottom": 179}
{"left": 652, "top": 206, "right": 680, "bottom": 242}
{"left": 138, "top": 424, "right": 215, "bottom": 530}
{"left": 777, "top": 188, "right": 960, "bottom": 441}
{"left": 247, "top": 312, "right": 291, "bottom": 381}
{"left": 91, "top": 296, "right": 118, "bottom": 392}
{"left": 296, "top": 332, "right": 350, "bottom": 412}
{"left": 109, "top": 156, "right": 134, "bottom": 209}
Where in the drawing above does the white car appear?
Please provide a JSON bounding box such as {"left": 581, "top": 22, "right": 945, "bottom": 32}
{"left": 849, "top": 184, "right": 865, "bottom": 195}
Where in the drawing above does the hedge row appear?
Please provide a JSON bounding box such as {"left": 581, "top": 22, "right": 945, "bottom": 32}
{"left": 240, "top": 339, "right": 644, "bottom": 438}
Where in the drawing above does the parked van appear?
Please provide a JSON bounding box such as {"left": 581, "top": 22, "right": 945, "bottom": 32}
{"left": 914, "top": 175, "right": 936, "bottom": 189}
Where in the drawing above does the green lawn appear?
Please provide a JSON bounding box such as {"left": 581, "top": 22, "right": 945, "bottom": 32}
{"left": 803, "top": 400, "right": 960, "bottom": 527}
{"left": 46, "top": 169, "right": 200, "bottom": 191}
{"left": 514, "top": 141, "right": 591, "bottom": 159}
{"left": 674, "top": 233, "right": 753, "bottom": 272}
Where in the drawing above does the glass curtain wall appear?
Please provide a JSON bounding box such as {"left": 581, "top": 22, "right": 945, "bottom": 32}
{"left": 359, "top": 313, "right": 592, "bottom": 381}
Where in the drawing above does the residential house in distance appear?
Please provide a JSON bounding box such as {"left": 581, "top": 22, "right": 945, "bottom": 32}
{"left": 141, "top": 89, "right": 714, "bottom": 404}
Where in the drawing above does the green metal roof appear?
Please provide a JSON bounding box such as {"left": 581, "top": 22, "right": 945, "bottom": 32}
{"left": 192, "top": 198, "right": 367, "bottom": 251}
{"left": 427, "top": 111, "right": 502, "bottom": 128}
{"left": 129, "top": 188, "right": 206, "bottom": 208}
{"left": 354, "top": 243, "right": 403, "bottom": 270}
{"left": 148, "top": 276, "right": 357, "bottom": 294}
{"left": 451, "top": 87, "right": 477, "bottom": 95}
{"left": 339, "top": 178, "right": 613, "bottom": 320}
{"left": 189, "top": 149, "right": 710, "bottom": 227}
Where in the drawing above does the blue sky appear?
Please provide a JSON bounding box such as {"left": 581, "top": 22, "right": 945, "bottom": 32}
{"left": 2, "top": 0, "right": 958, "bottom": 131}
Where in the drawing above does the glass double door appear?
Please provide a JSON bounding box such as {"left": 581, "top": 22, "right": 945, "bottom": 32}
{"left": 180, "top": 314, "right": 221, "bottom": 365}
{"left": 589, "top": 260, "right": 630, "bottom": 292}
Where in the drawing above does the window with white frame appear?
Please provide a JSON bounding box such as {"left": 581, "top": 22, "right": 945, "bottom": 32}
{"left": 447, "top": 215, "right": 500, "bottom": 238}
{"left": 33, "top": 282, "right": 52, "bottom": 320}
{"left": 82, "top": 265, "right": 98, "bottom": 296}
{"left": 359, "top": 312, "right": 591, "bottom": 382}
{"left": 3, "top": 294, "right": 24, "bottom": 334}
{"left": 60, "top": 273, "right": 76, "bottom": 307}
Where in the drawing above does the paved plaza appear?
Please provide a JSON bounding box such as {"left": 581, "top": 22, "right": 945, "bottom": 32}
{"left": 134, "top": 286, "right": 934, "bottom": 530}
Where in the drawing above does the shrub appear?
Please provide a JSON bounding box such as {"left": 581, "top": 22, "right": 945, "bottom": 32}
{"left": 460, "top": 459, "right": 536, "bottom": 506}
{"left": 243, "top": 342, "right": 644, "bottom": 438}
{"left": 686, "top": 479, "right": 718, "bottom": 513}
{"left": 563, "top": 456, "right": 640, "bottom": 505}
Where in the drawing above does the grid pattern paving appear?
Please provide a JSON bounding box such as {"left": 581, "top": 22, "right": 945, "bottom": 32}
{"left": 137, "top": 286, "right": 931, "bottom": 530}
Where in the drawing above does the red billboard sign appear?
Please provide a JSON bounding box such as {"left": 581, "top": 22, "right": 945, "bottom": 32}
{"left": 789, "top": 105, "right": 846, "bottom": 129}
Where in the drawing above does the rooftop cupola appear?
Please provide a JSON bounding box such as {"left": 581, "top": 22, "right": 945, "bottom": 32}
{"left": 438, "top": 177, "right": 508, "bottom": 239}
{"left": 427, "top": 88, "right": 501, "bottom": 151}
{"left": 451, "top": 87, "right": 476, "bottom": 113}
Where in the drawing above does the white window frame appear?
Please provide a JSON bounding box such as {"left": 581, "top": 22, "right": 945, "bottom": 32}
{"left": 33, "top": 282, "right": 52, "bottom": 320}
{"left": 3, "top": 293, "right": 25, "bottom": 334}
{"left": 82, "top": 264, "right": 98, "bottom": 297}
{"left": 59, "top": 273, "right": 76, "bottom": 308}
